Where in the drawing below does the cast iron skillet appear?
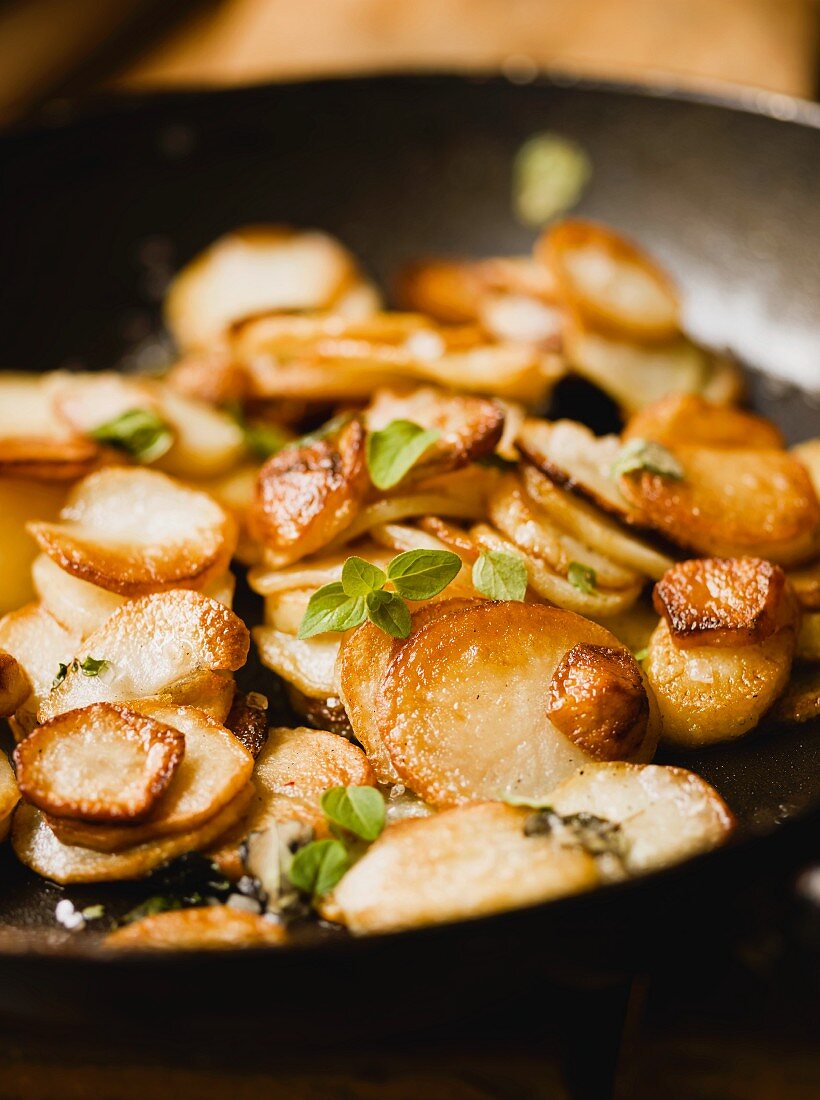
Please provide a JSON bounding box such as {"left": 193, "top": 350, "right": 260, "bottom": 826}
{"left": 0, "top": 73, "right": 818, "bottom": 1029}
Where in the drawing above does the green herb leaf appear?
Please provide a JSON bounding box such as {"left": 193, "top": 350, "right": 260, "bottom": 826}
{"left": 341, "top": 556, "right": 387, "bottom": 598}
{"left": 321, "top": 786, "right": 386, "bottom": 842}
{"left": 610, "top": 438, "right": 684, "bottom": 481}
{"left": 366, "top": 589, "right": 412, "bottom": 638}
{"left": 387, "top": 549, "right": 462, "bottom": 601}
{"left": 81, "top": 904, "right": 105, "bottom": 921}
{"left": 513, "top": 132, "right": 591, "bottom": 227}
{"left": 298, "top": 582, "right": 367, "bottom": 639}
{"left": 121, "top": 895, "right": 184, "bottom": 924}
{"left": 366, "top": 419, "right": 439, "bottom": 490}
{"left": 52, "top": 663, "right": 69, "bottom": 689}
{"left": 633, "top": 647, "right": 649, "bottom": 663}
{"left": 502, "top": 793, "right": 553, "bottom": 809}
{"left": 78, "top": 656, "right": 109, "bottom": 677}
{"left": 567, "top": 561, "right": 597, "bottom": 594}
{"left": 90, "top": 408, "right": 173, "bottom": 463}
{"left": 289, "top": 838, "right": 350, "bottom": 898}
{"left": 472, "top": 551, "right": 528, "bottom": 601}
{"left": 244, "top": 423, "right": 290, "bottom": 460}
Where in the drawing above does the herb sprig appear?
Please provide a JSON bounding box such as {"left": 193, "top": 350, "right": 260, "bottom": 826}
{"left": 52, "top": 656, "right": 110, "bottom": 689}
{"left": 90, "top": 408, "right": 173, "bottom": 463}
{"left": 567, "top": 561, "right": 597, "bottom": 594}
{"left": 366, "top": 419, "right": 439, "bottom": 490}
{"left": 471, "top": 550, "right": 528, "bottom": 602}
{"left": 610, "top": 437, "right": 684, "bottom": 481}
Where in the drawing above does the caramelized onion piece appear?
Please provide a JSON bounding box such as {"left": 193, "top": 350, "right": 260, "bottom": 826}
{"left": 625, "top": 394, "right": 784, "bottom": 451}
{"left": 15, "top": 703, "right": 185, "bottom": 823}
{"left": 106, "top": 906, "right": 286, "bottom": 950}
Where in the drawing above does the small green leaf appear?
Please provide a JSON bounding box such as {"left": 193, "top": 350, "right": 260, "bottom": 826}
{"left": 633, "top": 647, "right": 649, "bottom": 663}
{"left": 295, "top": 412, "right": 354, "bottom": 448}
{"left": 341, "top": 556, "right": 387, "bottom": 598}
{"left": 513, "top": 132, "right": 591, "bottom": 227}
{"left": 502, "top": 793, "right": 553, "bottom": 809}
{"left": 472, "top": 551, "right": 528, "bottom": 602}
{"left": 121, "top": 896, "right": 183, "bottom": 924}
{"left": 78, "top": 656, "right": 109, "bottom": 677}
{"left": 387, "top": 549, "right": 462, "bottom": 600}
{"left": 52, "top": 663, "right": 69, "bottom": 689}
{"left": 366, "top": 419, "right": 439, "bottom": 490}
{"left": 289, "top": 839, "right": 350, "bottom": 898}
{"left": 244, "top": 422, "right": 290, "bottom": 460}
{"left": 567, "top": 561, "right": 597, "bottom": 594}
{"left": 298, "top": 582, "right": 367, "bottom": 639}
{"left": 90, "top": 408, "right": 173, "bottom": 463}
{"left": 610, "top": 438, "right": 684, "bottom": 481}
{"left": 321, "top": 786, "right": 386, "bottom": 842}
{"left": 81, "top": 904, "right": 105, "bottom": 921}
{"left": 366, "top": 590, "right": 412, "bottom": 638}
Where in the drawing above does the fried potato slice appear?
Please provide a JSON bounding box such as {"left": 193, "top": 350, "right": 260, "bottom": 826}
{"left": 771, "top": 664, "right": 820, "bottom": 724}
{"left": 653, "top": 557, "right": 790, "bottom": 648}
{"left": 624, "top": 394, "right": 784, "bottom": 451}
{"left": 365, "top": 386, "right": 505, "bottom": 481}
{"left": 337, "top": 599, "right": 478, "bottom": 785}
{"left": 0, "top": 477, "right": 68, "bottom": 615}
{"left": 378, "top": 601, "right": 658, "bottom": 807}
{"left": 619, "top": 445, "right": 820, "bottom": 565}
{"left": 787, "top": 561, "right": 820, "bottom": 611}
{"left": 520, "top": 466, "right": 673, "bottom": 580}
{"left": 224, "top": 692, "right": 269, "bottom": 758}
{"left": 165, "top": 226, "right": 379, "bottom": 350}
{"left": 644, "top": 615, "right": 798, "bottom": 748}
{"left": 248, "top": 542, "right": 393, "bottom": 597}
{"left": 106, "top": 905, "right": 286, "bottom": 950}
{"left": 0, "top": 604, "right": 79, "bottom": 738}
{"left": 13, "top": 782, "right": 253, "bottom": 885}
{"left": 15, "top": 703, "right": 185, "bottom": 823}
{"left": 153, "top": 670, "right": 236, "bottom": 724}
{"left": 0, "top": 651, "right": 30, "bottom": 718}
{"left": 29, "top": 467, "right": 237, "bottom": 597}
{"left": 323, "top": 802, "right": 598, "bottom": 934}
{"left": 540, "top": 219, "right": 679, "bottom": 342}
{"left": 0, "top": 754, "right": 20, "bottom": 831}
{"left": 251, "top": 417, "right": 369, "bottom": 565}
{"left": 395, "top": 255, "right": 558, "bottom": 323}
{"left": 793, "top": 439, "right": 820, "bottom": 494}
{"left": 549, "top": 763, "right": 734, "bottom": 875}
{"left": 208, "top": 726, "right": 374, "bottom": 874}
{"left": 47, "top": 704, "right": 253, "bottom": 849}
{"left": 39, "top": 590, "right": 249, "bottom": 722}
{"left": 797, "top": 612, "right": 820, "bottom": 663}
{"left": 253, "top": 628, "right": 339, "bottom": 699}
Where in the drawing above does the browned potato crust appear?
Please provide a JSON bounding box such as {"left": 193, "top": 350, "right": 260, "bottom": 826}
{"left": 0, "top": 436, "right": 110, "bottom": 482}
{"left": 0, "top": 604, "right": 80, "bottom": 738}
{"left": 251, "top": 417, "right": 369, "bottom": 563}
{"left": 771, "top": 664, "right": 820, "bottom": 724}
{"left": 224, "top": 692, "right": 269, "bottom": 758}
{"left": 395, "top": 256, "right": 557, "bottom": 324}
{"left": 13, "top": 783, "right": 254, "bottom": 885}
{"left": 625, "top": 394, "right": 784, "bottom": 451}
{"left": 619, "top": 445, "right": 820, "bottom": 565}
{"left": 0, "top": 651, "right": 30, "bottom": 718}
{"left": 0, "top": 755, "right": 20, "bottom": 828}
{"left": 546, "top": 644, "right": 649, "bottom": 759}
{"left": 106, "top": 905, "right": 286, "bottom": 950}
{"left": 15, "top": 704, "right": 185, "bottom": 823}
{"left": 787, "top": 561, "right": 820, "bottom": 611}
{"left": 653, "top": 557, "right": 789, "bottom": 648}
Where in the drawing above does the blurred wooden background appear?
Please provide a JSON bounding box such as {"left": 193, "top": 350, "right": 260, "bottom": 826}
{"left": 0, "top": 0, "right": 817, "bottom": 124}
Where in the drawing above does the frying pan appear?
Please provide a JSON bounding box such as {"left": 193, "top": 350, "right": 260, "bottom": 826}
{"left": 0, "top": 74, "right": 818, "bottom": 1038}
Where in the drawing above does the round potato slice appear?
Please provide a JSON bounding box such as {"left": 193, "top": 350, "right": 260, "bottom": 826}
{"left": 13, "top": 783, "right": 254, "bottom": 885}
{"left": 771, "top": 664, "right": 820, "bottom": 725}
{"left": 624, "top": 393, "right": 784, "bottom": 451}
{"left": 787, "top": 560, "right": 820, "bottom": 611}
{"left": 0, "top": 651, "right": 30, "bottom": 718}
{"left": 15, "top": 703, "right": 185, "bottom": 823}
{"left": 645, "top": 615, "right": 798, "bottom": 748}
{"left": 619, "top": 445, "right": 820, "bottom": 565}
{"left": 323, "top": 802, "right": 599, "bottom": 934}
{"left": 540, "top": 219, "right": 680, "bottom": 343}
{"left": 0, "top": 754, "right": 20, "bottom": 832}
{"left": 46, "top": 704, "right": 253, "bottom": 850}
{"left": 251, "top": 417, "right": 369, "bottom": 565}
{"left": 548, "top": 763, "right": 734, "bottom": 875}
{"left": 797, "top": 612, "right": 820, "bottom": 663}
{"left": 0, "top": 604, "right": 80, "bottom": 738}
{"left": 378, "top": 601, "right": 658, "bottom": 807}
{"left": 793, "top": 439, "right": 820, "bottom": 494}
{"left": 39, "top": 590, "right": 249, "bottom": 723}
{"left": 106, "top": 905, "right": 286, "bottom": 950}
{"left": 29, "top": 467, "right": 237, "bottom": 597}
{"left": 253, "top": 628, "right": 340, "bottom": 700}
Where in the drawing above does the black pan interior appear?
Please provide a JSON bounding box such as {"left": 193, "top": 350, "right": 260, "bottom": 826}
{"left": 0, "top": 74, "right": 817, "bottom": 977}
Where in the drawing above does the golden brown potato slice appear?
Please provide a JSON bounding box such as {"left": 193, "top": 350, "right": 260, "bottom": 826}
{"left": 520, "top": 466, "right": 673, "bottom": 580}
{"left": 165, "top": 226, "right": 379, "bottom": 350}
{"left": 787, "top": 561, "right": 820, "bottom": 611}
{"left": 378, "top": 601, "right": 658, "bottom": 807}
{"left": 248, "top": 542, "right": 394, "bottom": 598}
{"left": 645, "top": 615, "right": 798, "bottom": 748}
{"left": 0, "top": 754, "right": 20, "bottom": 836}
{"left": 39, "top": 590, "right": 249, "bottom": 723}
{"left": 251, "top": 417, "right": 369, "bottom": 565}
{"left": 418, "top": 517, "right": 482, "bottom": 562}
{"left": 29, "top": 467, "right": 237, "bottom": 597}
{"left": 624, "top": 393, "right": 784, "bottom": 451}
{"left": 13, "top": 782, "right": 253, "bottom": 885}
{"left": 797, "top": 612, "right": 820, "bottom": 662}
{"left": 253, "top": 628, "right": 339, "bottom": 699}
{"left": 395, "top": 255, "right": 558, "bottom": 323}
{"left": 47, "top": 704, "right": 253, "bottom": 850}
{"left": 15, "top": 703, "right": 185, "bottom": 823}
{"left": 771, "top": 664, "right": 820, "bottom": 724}
{"left": 152, "top": 670, "right": 236, "bottom": 724}
{"left": 106, "top": 905, "right": 286, "bottom": 950}
{"left": 619, "top": 445, "right": 820, "bottom": 565}
{"left": 208, "top": 726, "right": 374, "bottom": 874}
{"left": 0, "top": 651, "right": 30, "bottom": 718}
{"left": 0, "top": 477, "right": 68, "bottom": 616}
{"left": 793, "top": 439, "right": 820, "bottom": 494}
{"left": 540, "top": 219, "right": 680, "bottom": 342}
{"left": 323, "top": 802, "right": 598, "bottom": 934}
{"left": 548, "top": 763, "right": 734, "bottom": 875}
{"left": 653, "top": 557, "right": 790, "bottom": 649}
{"left": 0, "top": 604, "right": 80, "bottom": 738}
{"left": 337, "top": 599, "right": 478, "bottom": 785}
